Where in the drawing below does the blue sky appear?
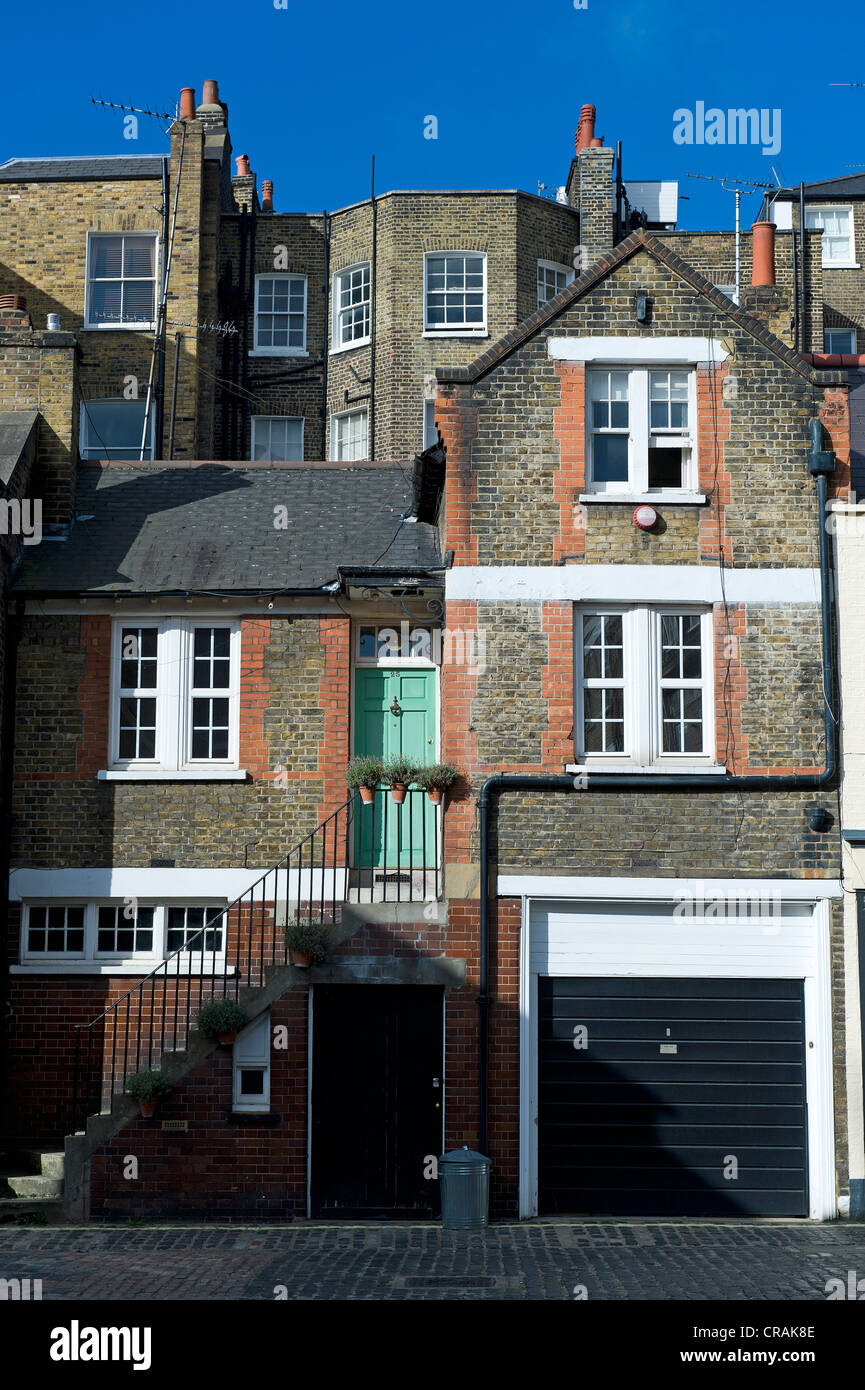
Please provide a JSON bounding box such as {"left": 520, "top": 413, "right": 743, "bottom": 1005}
{"left": 2, "top": 0, "right": 863, "bottom": 229}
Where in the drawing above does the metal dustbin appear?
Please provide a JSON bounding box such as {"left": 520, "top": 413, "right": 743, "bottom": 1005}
{"left": 438, "top": 1145, "right": 491, "bottom": 1229}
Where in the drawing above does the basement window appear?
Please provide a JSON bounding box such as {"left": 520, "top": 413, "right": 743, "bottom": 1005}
{"left": 575, "top": 605, "right": 716, "bottom": 768}
{"left": 233, "top": 1013, "right": 271, "bottom": 1112}
{"left": 85, "top": 232, "right": 158, "bottom": 329}
{"left": 587, "top": 366, "right": 697, "bottom": 496}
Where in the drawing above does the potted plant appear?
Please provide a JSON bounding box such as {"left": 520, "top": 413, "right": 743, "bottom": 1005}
{"left": 285, "top": 918, "right": 330, "bottom": 968}
{"left": 195, "top": 997, "right": 249, "bottom": 1045}
{"left": 125, "top": 1068, "right": 173, "bottom": 1118}
{"left": 382, "top": 754, "right": 419, "bottom": 805}
{"left": 417, "top": 763, "right": 461, "bottom": 805}
{"left": 346, "top": 755, "right": 384, "bottom": 805}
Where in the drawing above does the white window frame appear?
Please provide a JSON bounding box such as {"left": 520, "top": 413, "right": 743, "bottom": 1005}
{"left": 585, "top": 365, "right": 698, "bottom": 498}
{"left": 251, "top": 416, "right": 304, "bottom": 461}
{"left": 423, "top": 251, "right": 487, "bottom": 336}
{"left": 107, "top": 619, "right": 241, "bottom": 774}
{"left": 331, "top": 262, "right": 371, "bottom": 352}
{"left": 330, "top": 406, "right": 368, "bottom": 461}
{"left": 537, "top": 259, "right": 575, "bottom": 309}
{"left": 252, "top": 273, "right": 308, "bottom": 355}
{"left": 575, "top": 605, "right": 717, "bottom": 770}
{"left": 79, "top": 398, "right": 155, "bottom": 462}
{"left": 84, "top": 231, "right": 159, "bottom": 331}
{"left": 423, "top": 397, "right": 437, "bottom": 449}
{"left": 713, "top": 283, "right": 739, "bottom": 305}
{"left": 233, "top": 1013, "right": 271, "bottom": 1112}
{"left": 19, "top": 901, "right": 229, "bottom": 972}
{"left": 805, "top": 205, "right": 857, "bottom": 268}
{"left": 825, "top": 328, "right": 857, "bottom": 354}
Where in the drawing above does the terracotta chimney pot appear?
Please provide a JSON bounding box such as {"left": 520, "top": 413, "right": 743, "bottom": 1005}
{"left": 179, "top": 88, "right": 196, "bottom": 121}
{"left": 235, "top": 154, "right": 250, "bottom": 177}
{"left": 751, "top": 221, "right": 777, "bottom": 286}
{"left": 261, "top": 180, "right": 274, "bottom": 212}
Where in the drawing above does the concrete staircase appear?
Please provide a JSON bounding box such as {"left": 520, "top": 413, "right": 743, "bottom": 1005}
{"left": 0, "top": 1143, "right": 67, "bottom": 1224}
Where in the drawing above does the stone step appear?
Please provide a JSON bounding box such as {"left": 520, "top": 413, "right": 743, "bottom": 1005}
{"left": 2, "top": 1173, "right": 63, "bottom": 1199}
{"left": 0, "top": 1196, "right": 67, "bottom": 1226}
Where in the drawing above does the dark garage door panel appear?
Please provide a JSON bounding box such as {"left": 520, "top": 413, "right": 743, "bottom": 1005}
{"left": 538, "top": 977, "right": 808, "bottom": 1217}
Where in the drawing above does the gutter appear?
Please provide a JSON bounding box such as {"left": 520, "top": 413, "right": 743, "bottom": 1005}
{"left": 475, "top": 419, "right": 837, "bottom": 1156}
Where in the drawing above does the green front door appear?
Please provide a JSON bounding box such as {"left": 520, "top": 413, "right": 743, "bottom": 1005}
{"left": 353, "top": 667, "right": 437, "bottom": 869}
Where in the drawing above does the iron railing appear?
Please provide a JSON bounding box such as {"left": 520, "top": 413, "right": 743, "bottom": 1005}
{"left": 70, "top": 787, "right": 440, "bottom": 1131}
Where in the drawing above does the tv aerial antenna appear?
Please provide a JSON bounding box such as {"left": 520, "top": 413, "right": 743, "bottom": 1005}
{"left": 687, "top": 172, "right": 775, "bottom": 302}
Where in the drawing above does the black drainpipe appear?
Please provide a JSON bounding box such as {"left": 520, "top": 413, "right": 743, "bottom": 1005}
{"left": 799, "top": 182, "right": 808, "bottom": 350}
{"left": 369, "top": 165, "right": 377, "bottom": 460}
{"left": 476, "top": 423, "right": 836, "bottom": 1156}
{"left": 0, "top": 597, "right": 23, "bottom": 1136}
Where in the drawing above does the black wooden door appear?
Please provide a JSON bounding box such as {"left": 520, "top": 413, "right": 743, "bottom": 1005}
{"left": 538, "top": 976, "right": 808, "bottom": 1217}
{"left": 311, "top": 986, "right": 443, "bottom": 1218}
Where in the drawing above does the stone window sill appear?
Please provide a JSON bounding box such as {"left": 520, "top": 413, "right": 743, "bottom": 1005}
{"left": 226, "top": 1111, "right": 279, "bottom": 1125}
{"left": 578, "top": 493, "right": 707, "bottom": 506}
{"left": 98, "top": 769, "right": 248, "bottom": 781}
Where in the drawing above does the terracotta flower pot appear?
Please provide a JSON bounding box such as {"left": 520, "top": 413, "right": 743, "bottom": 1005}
{"left": 359, "top": 784, "right": 377, "bottom": 805}
{"left": 427, "top": 786, "right": 443, "bottom": 804}
{"left": 291, "top": 950, "right": 312, "bottom": 968}
{"left": 390, "top": 783, "right": 408, "bottom": 804}
{"left": 139, "top": 1099, "right": 157, "bottom": 1118}
{"left": 218, "top": 1030, "right": 238, "bottom": 1045}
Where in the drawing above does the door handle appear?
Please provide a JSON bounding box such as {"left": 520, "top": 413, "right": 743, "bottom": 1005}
{"left": 390, "top": 697, "right": 402, "bottom": 716}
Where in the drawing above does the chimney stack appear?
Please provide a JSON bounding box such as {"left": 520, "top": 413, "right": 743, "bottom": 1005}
{"left": 751, "top": 221, "right": 776, "bottom": 286}
{"left": 261, "top": 180, "right": 274, "bottom": 213}
{"left": 179, "top": 88, "right": 196, "bottom": 121}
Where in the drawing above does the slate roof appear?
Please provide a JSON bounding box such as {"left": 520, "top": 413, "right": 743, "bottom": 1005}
{"left": 771, "top": 173, "right": 865, "bottom": 200}
{"left": 13, "top": 463, "right": 442, "bottom": 595}
{"left": 0, "top": 156, "right": 165, "bottom": 182}
{"left": 0, "top": 409, "right": 38, "bottom": 487}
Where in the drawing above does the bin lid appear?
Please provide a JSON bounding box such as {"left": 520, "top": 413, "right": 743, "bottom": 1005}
{"left": 439, "top": 1145, "right": 490, "bottom": 1165}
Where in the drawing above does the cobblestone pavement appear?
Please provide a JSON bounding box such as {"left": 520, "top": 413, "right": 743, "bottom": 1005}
{"left": 2, "top": 1221, "right": 865, "bottom": 1300}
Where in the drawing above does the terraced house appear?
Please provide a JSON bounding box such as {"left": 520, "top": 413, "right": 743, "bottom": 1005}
{"left": 0, "top": 80, "right": 862, "bottom": 1224}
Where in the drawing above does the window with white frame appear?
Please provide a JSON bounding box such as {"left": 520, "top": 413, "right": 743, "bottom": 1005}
{"left": 96, "top": 904, "right": 155, "bottom": 957}
{"left": 825, "top": 328, "right": 857, "bottom": 354}
{"left": 111, "top": 620, "right": 239, "bottom": 772}
{"left": 424, "top": 253, "right": 486, "bottom": 333}
{"left": 331, "top": 407, "right": 368, "bottom": 461}
{"left": 713, "top": 283, "right": 739, "bottom": 305}
{"left": 587, "top": 366, "right": 697, "bottom": 494}
{"left": 576, "top": 606, "right": 715, "bottom": 766}
{"left": 251, "top": 416, "right": 304, "bottom": 461}
{"left": 805, "top": 205, "right": 856, "bottom": 267}
{"left": 333, "top": 262, "right": 371, "bottom": 348}
{"left": 25, "top": 905, "right": 85, "bottom": 958}
{"left": 233, "top": 1013, "right": 271, "bottom": 1112}
{"left": 20, "top": 902, "right": 228, "bottom": 968}
{"left": 537, "top": 259, "right": 574, "bottom": 308}
{"left": 254, "top": 274, "right": 307, "bottom": 352}
{"left": 86, "top": 233, "right": 157, "bottom": 329}
{"left": 423, "top": 398, "right": 437, "bottom": 449}
{"left": 166, "top": 905, "right": 225, "bottom": 956}
{"left": 80, "top": 398, "right": 154, "bottom": 461}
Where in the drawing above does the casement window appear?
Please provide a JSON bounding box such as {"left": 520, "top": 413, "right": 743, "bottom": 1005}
{"left": 20, "top": 902, "right": 227, "bottom": 970}
{"left": 332, "top": 262, "right": 371, "bottom": 348}
{"left": 253, "top": 274, "right": 307, "bottom": 353}
{"left": 25, "top": 905, "right": 85, "bottom": 958}
{"left": 805, "top": 205, "right": 856, "bottom": 267}
{"left": 825, "top": 328, "right": 857, "bottom": 354}
{"left": 251, "top": 416, "right": 304, "bottom": 461}
{"left": 85, "top": 232, "right": 158, "bottom": 329}
{"left": 109, "top": 620, "right": 240, "bottom": 773}
{"left": 233, "top": 1013, "right": 271, "bottom": 1113}
{"left": 96, "top": 904, "right": 155, "bottom": 957}
{"left": 537, "top": 259, "right": 575, "bottom": 308}
{"left": 424, "top": 252, "right": 486, "bottom": 334}
{"left": 79, "top": 398, "right": 154, "bottom": 461}
{"left": 330, "top": 407, "right": 368, "bottom": 461}
{"left": 166, "top": 905, "right": 225, "bottom": 956}
{"left": 576, "top": 606, "right": 715, "bottom": 767}
{"left": 586, "top": 366, "right": 697, "bottom": 495}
